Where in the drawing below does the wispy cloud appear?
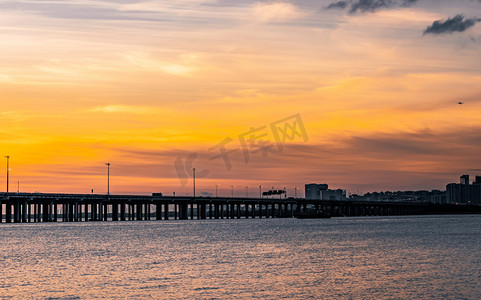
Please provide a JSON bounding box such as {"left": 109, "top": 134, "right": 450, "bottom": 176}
{"left": 326, "top": 0, "right": 418, "bottom": 13}
{"left": 423, "top": 14, "right": 481, "bottom": 35}
{"left": 251, "top": 2, "right": 302, "bottom": 22}
{"left": 89, "top": 105, "right": 152, "bottom": 114}
{"left": 123, "top": 52, "right": 198, "bottom": 76}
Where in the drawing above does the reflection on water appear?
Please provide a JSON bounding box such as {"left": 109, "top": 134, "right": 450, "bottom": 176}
{"left": 0, "top": 215, "right": 480, "bottom": 299}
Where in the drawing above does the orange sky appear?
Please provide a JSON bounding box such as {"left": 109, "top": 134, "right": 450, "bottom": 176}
{"left": 1, "top": 0, "right": 481, "bottom": 196}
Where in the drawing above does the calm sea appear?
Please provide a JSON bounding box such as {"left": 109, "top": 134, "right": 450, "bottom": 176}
{"left": 0, "top": 215, "right": 480, "bottom": 299}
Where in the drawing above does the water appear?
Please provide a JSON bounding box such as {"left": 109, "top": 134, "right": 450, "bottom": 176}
{"left": 0, "top": 215, "right": 480, "bottom": 299}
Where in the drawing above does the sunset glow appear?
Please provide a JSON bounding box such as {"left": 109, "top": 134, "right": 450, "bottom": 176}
{"left": 1, "top": 0, "right": 481, "bottom": 195}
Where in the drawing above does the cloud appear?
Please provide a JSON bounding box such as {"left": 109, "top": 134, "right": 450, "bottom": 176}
{"left": 327, "top": 1, "right": 349, "bottom": 10}
{"left": 350, "top": 0, "right": 395, "bottom": 13}
{"left": 326, "top": 0, "right": 418, "bottom": 13}
{"left": 89, "top": 105, "right": 152, "bottom": 114}
{"left": 423, "top": 14, "right": 481, "bottom": 35}
{"left": 123, "top": 53, "right": 197, "bottom": 76}
{"left": 252, "top": 2, "right": 302, "bottom": 22}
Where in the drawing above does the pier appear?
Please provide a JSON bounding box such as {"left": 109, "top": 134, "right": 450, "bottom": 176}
{"left": 1, "top": 192, "right": 470, "bottom": 223}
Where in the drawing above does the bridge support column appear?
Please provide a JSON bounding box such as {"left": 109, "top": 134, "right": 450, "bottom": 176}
{"left": 13, "top": 202, "right": 19, "bottom": 223}
{"left": 91, "top": 202, "right": 96, "bottom": 221}
{"left": 112, "top": 203, "right": 119, "bottom": 221}
{"left": 199, "top": 203, "right": 205, "bottom": 219}
{"left": 136, "top": 203, "right": 141, "bottom": 220}
{"left": 214, "top": 204, "right": 219, "bottom": 219}
{"left": 164, "top": 203, "right": 169, "bottom": 220}
{"left": 155, "top": 203, "right": 161, "bottom": 220}
{"left": 20, "top": 202, "right": 26, "bottom": 223}
{"left": 180, "top": 203, "right": 188, "bottom": 220}
{"left": 5, "top": 203, "right": 12, "bottom": 223}
{"left": 120, "top": 202, "right": 126, "bottom": 221}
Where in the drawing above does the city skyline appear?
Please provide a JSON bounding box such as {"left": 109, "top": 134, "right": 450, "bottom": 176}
{"left": 1, "top": 0, "right": 481, "bottom": 194}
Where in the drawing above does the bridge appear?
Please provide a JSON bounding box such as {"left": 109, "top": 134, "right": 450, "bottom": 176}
{"left": 0, "top": 192, "right": 454, "bottom": 223}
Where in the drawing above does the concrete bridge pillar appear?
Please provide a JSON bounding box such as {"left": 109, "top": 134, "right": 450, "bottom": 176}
{"left": 155, "top": 203, "right": 162, "bottom": 220}
{"left": 222, "top": 204, "right": 226, "bottom": 219}
{"left": 91, "top": 202, "right": 97, "bottom": 221}
{"left": 180, "top": 203, "right": 188, "bottom": 220}
{"left": 214, "top": 204, "right": 219, "bottom": 219}
{"left": 20, "top": 201, "right": 27, "bottom": 223}
{"left": 112, "top": 203, "right": 119, "bottom": 221}
{"left": 6, "top": 203, "right": 12, "bottom": 223}
{"left": 230, "top": 203, "right": 235, "bottom": 219}
{"left": 135, "top": 203, "right": 140, "bottom": 220}
{"left": 200, "top": 203, "right": 206, "bottom": 219}
{"left": 13, "top": 202, "right": 20, "bottom": 223}
{"left": 74, "top": 202, "right": 79, "bottom": 222}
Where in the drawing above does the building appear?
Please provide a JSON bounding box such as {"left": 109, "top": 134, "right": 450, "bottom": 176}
{"left": 446, "top": 175, "right": 481, "bottom": 205}
{"left": 305, "top": 183, "right": 346, "bottom": 200}
{"left": 320, "top": 189, "right": 346, "bottom": 201}
{"left": 305, "top": 183, "right": 328, "bottom": 200}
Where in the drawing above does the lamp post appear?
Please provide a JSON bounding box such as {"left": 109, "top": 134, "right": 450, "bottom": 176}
{"left": 294, "top": 187, "right": 297, "bottom": 198}
{"left": 215, "top": 184, "right": 219, "bottom": 197}
{"left": 245, "top": 186, "right": 249, "bottom": 198}
{"left": 105, "top": 163, "right": 110, "bottom": 196}
{"left": 231, "top": 185, "right": 234, "bottom": 198}
{"left": 259, "top": 185, "right": 262, "bottom": 198}
{"left": 5, "top": 156, "right": 9, "bottom": 194}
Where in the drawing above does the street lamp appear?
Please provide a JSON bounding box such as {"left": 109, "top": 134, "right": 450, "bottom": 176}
{"left": 259, "top": 185, "right": 262, "bottom": 198}
{"left": 5, "top": 156, "right": 9, "bottom": 194}
{"left": 294, "top": 187, "right": 297, "bottom": 198}
{"left": 105, "top": 163, "right": 110, "bottom": 196}
{"left": 231, "top": 185, "right": 234, "bottom": 198}
{"left": 245, "top": 186, "right": 249, "bottom": 198}
{"left": 215, "top": 184, "right": 219, "bottom": 197}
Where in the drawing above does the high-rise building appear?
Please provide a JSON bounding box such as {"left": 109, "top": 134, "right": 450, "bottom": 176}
{"left": 305, "top": 183, "right": 328, "bottom": 200}
{"left": 446, "top": 175, "right": 481, "bottom": 205}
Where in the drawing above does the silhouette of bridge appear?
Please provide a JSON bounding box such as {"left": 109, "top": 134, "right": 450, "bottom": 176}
{"left": 0, "top": 192, "right": 452, "bottom": 223}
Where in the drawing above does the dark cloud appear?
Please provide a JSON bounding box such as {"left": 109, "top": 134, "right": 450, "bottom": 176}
{"left": 424, "top": 14, "right": 481, "bottom": 35}
{"left": 350, "top": 0, "right": 395, "bottom": 13}
{"left": 326, "top": 0, "right": 418, "bottom": 13}
{"left": 326, "top": 1, "right": 349, "bottom": 10}
{"left": 401, "top": 0, "right": 418, "bottom": 6}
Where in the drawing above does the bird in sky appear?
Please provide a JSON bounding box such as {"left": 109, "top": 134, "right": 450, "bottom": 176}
{"left": 457, "top": 101, "right": 464, "bottom": 105}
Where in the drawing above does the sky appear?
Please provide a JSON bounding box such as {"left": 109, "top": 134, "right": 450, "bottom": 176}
{"left": 1, "top": 0, "right": 481, "bottom": 196}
